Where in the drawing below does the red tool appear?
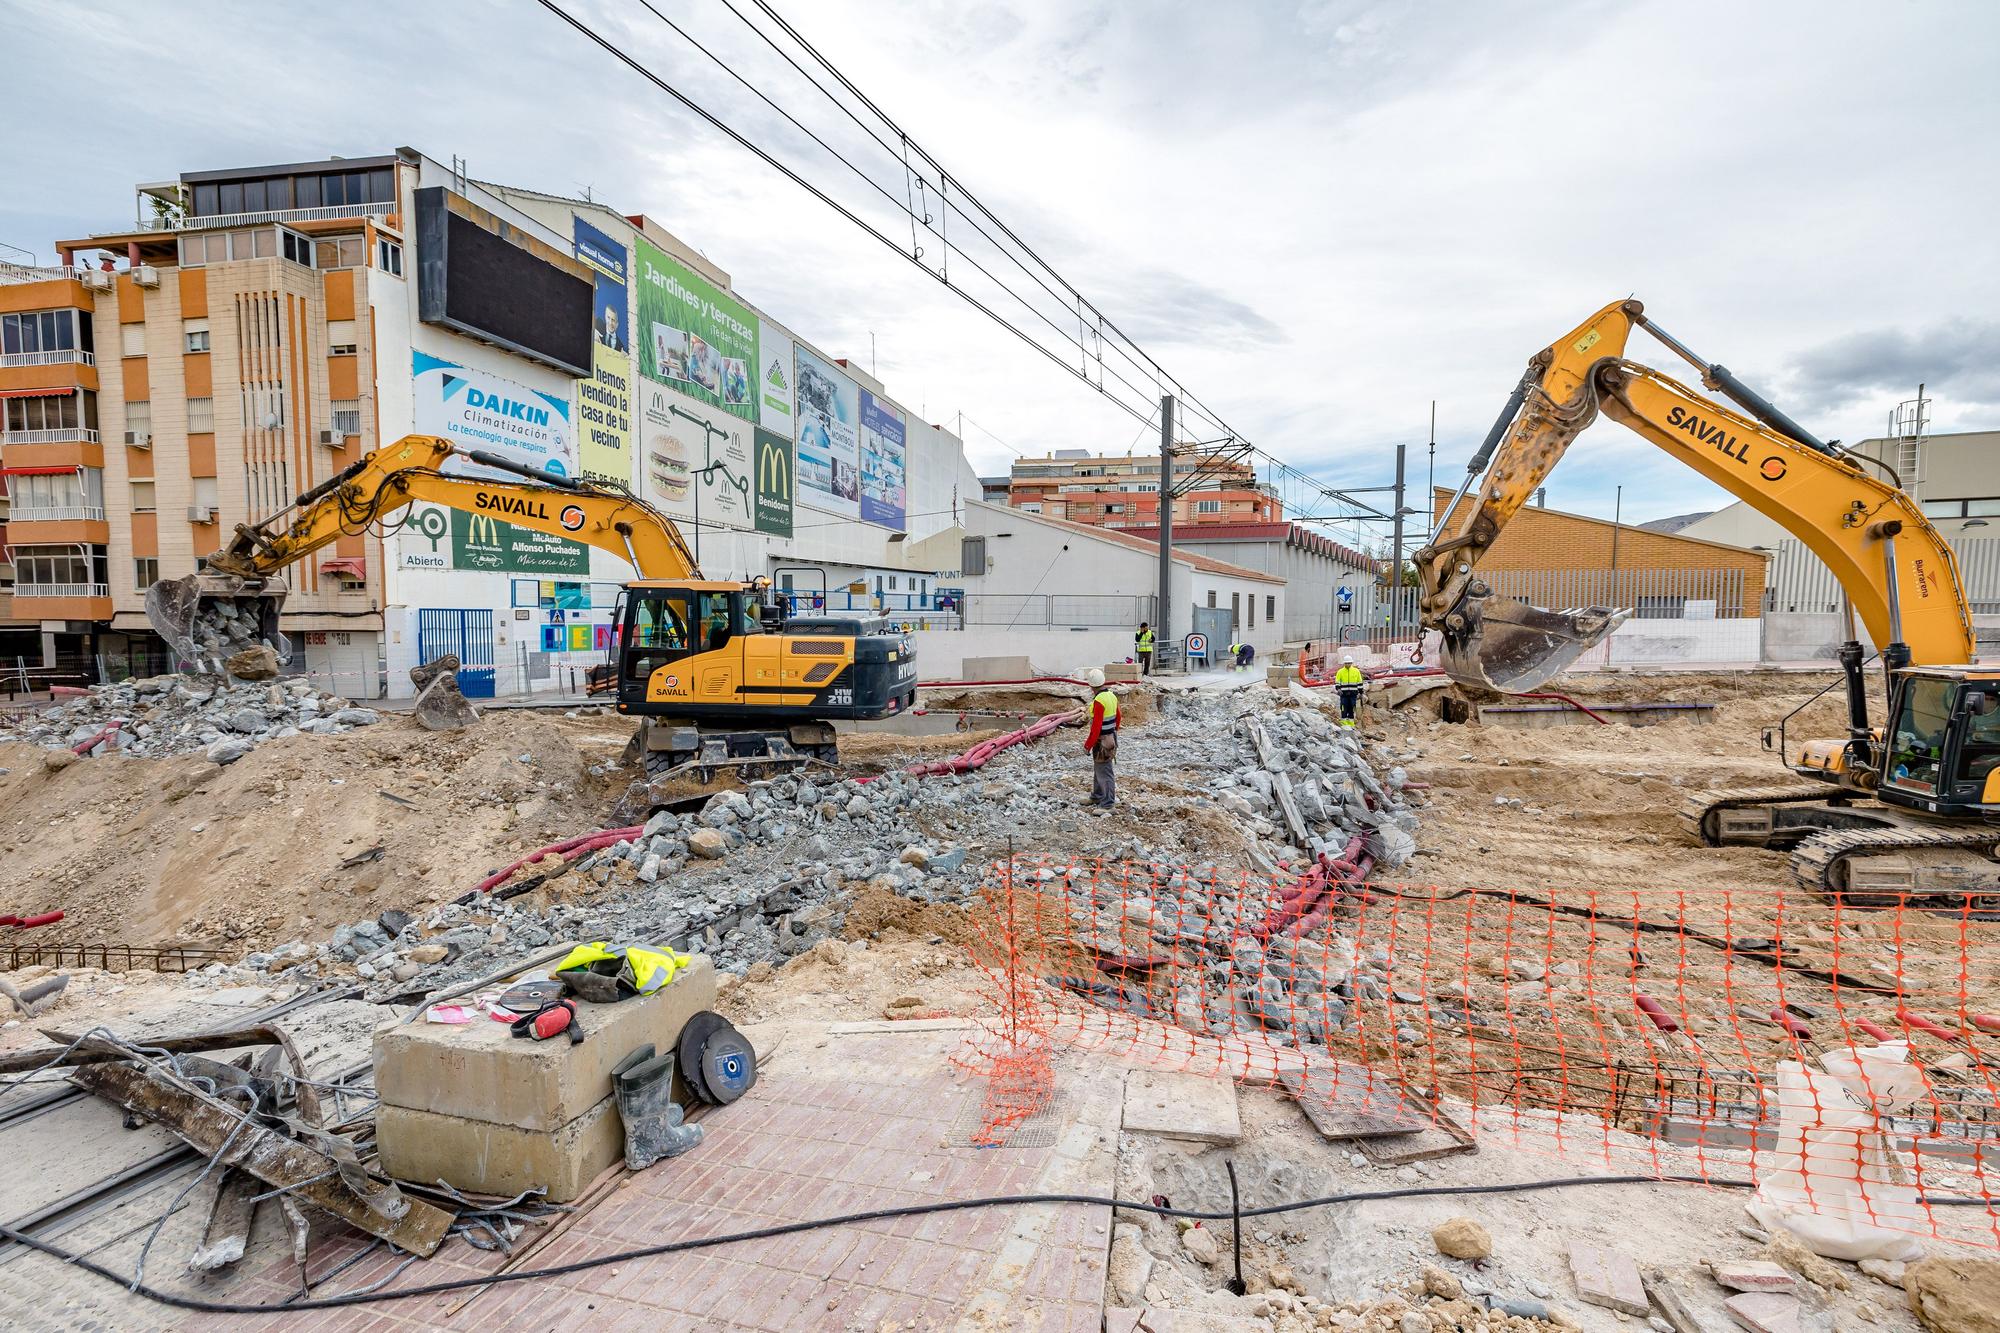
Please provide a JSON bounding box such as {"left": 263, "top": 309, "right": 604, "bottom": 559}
{"left": 510, "top": 999, "right": 583, "bottom": 1044}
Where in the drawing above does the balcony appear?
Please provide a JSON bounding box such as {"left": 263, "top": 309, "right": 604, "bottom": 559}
{"left": 15, "top": 582, "right": 108, "bottom": 599}
{"left": 0, "top": 350, "right": 94, "bottom": 370}
{"left": 133, "top": 205, "right": 390, "bottom": 233}
{"left": 0, "top": 427, "right": 99, "bottom": 446}
{"left": 8, "top": 505, "right": 105, "bottom": 523}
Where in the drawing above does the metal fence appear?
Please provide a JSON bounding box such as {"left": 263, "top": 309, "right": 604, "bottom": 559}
{"left": 1764, "top": 536, "right": 2000, "bottom": 615}
{"left": 1482, "top": 567, "right": 1750, "bottom": 617}
{"left": 957, "top": 593, "right": 1155, "bottom": 631}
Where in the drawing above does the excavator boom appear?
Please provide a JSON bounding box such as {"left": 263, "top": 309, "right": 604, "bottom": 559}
{"left": 1414, "top": 300, "right": 1974, "bottom": 691}
{"left": 148, "top": 434, "right": 701, "bottom": 671}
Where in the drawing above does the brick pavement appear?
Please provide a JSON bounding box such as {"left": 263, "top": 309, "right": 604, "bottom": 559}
{"left": 131, "top": 1023, "right": 1122, "bottom": 1332}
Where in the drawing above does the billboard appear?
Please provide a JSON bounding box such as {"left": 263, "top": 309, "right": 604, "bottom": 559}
{"left": 395, "top": 500, "right": 587, "bottom": 575}
{"left": 753, "top": 427, "right": 794, "bottom": 538}
{"left": 757, "top": 319, "right": 795, "bottom": 437}
{"left": 634, "top": 239, "right": 757, "bottom": 422}
{"left": 413, "top": 350, "right": 576, "bottom": 480}
{"left": 572, "top": 217, "right": 633, "bottom": 486}
{"left": 414, "top": 188, "right": 593, "bottom": 376}
{"left": 859, "top": 389, "right": 907, "bottom": 530}
{"left": 793, "top": 345, "right": 859, "bottom": 519}
{"left": 640, "top": 378, "right": 753, "bottom": 532}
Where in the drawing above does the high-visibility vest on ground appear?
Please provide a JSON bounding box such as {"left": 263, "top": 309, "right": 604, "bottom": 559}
{"left": 556, "top": 942, "right": 691, "bottom": 996}
{"left": 1094, "top": 689, "right": 1120, "bottom": 734}
{"left": 1335, "top": 665, "right": 1364, "bottom": 688}
{"left": 1136, "top": 628, "right": 1155, "bottom": 653}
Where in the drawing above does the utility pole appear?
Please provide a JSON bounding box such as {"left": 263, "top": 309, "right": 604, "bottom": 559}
{"left": 1389, "top": 443, "right": 1407, "bottom": 640}
{"left": 1426, "top": 401, "right": 1436, "bottom": 543}
{"left": 1157, "top": 394, "right": 1175, "bottom": 667}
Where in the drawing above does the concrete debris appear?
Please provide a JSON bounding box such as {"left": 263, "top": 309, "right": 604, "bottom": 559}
{"left": 1571, "top": 1243, "right": 1651, "bottom": 1314}
{"left": 224, "top": 644, "right": 282, "bottom": 681}
{"left": 1904, "top": 1256, "right": 2000, "bottom": 1333}
{"left": 1716, "top": 1261, "right": 1799, "bottom": 1295}
{"left": 1, "top": 673, "right": 380, "bottom": 761}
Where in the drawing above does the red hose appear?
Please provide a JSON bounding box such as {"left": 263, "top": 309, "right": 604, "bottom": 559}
{"left": 12, "top": 911, "right": 63, "bottom": 929}
{"left": 473, "top": 825, "right": 642, "bottom": 894}
{"left": 1513, "top": 691, "right": 1610, "bottom": 725}
{"left": 70, "top": 720, "right": 123, "bottom": 755}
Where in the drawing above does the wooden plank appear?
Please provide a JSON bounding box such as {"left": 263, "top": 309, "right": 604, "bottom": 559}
{"left": 67, "top": 1061, "right": 453, "bottom": 1256}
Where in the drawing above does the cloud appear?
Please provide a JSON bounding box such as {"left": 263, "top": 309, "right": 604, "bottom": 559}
{"left": 1785, "top": 320, "right": 2000, "bottom": 412}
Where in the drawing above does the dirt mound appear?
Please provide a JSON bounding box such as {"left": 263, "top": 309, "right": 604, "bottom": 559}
{"left": 0, "top": 709, "right": 636, "bottom": 949}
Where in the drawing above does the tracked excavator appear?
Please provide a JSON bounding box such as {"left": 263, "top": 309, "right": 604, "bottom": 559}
{"left": 1414, "top": 299, "right": 1997, "bottom": 902}
{"left": 146, "top": 434, "right": 917, "bottom": 781}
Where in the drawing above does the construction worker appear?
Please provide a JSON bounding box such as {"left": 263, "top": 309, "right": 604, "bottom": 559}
{"left": 1134, "top": 621, "right": 1155, "bottom": 675}
{"left": 1234, "top": 639, "right": 1255, "bottom": 670}
{"left": 1082, "top": 667, "right": 1118, "bottom": 809}
{"left": 1334, "top": 654, "right": 1365, "bottom": 728}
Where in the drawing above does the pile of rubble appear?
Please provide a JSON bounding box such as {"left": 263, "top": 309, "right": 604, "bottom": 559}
{"left": 3, "top": 672, "right": 381, "bottom": 763}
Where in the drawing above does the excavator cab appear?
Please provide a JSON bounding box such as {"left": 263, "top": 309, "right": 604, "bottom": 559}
{"left": 1875, "top": 669, "right": 2000, "bottom": 817}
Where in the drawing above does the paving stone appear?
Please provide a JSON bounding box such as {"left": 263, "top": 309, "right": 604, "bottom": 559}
{"left": 1716, "top": 1261, "right": 1798, "bottom": 1295}
{"left": 1122, "top": 1069, "right": 1241, "bottom": 1144}
{"left": 1726, "top": 1291, "right": 1803, "bottom": 1333}
{"left": 1570, "top": 1243, "right": 1651, "bottom": 1315}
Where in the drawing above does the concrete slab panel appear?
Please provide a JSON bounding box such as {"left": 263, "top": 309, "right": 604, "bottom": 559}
{"left": 375, "top": 1095, "right": 621, "bottom": 1203}
{"left": 1122, "top": 1069, "right": 1241, "bottom": 1144}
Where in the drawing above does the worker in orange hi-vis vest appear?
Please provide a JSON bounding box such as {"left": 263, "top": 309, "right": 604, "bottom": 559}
{"left": 1081, "top": 667, "right": 1119, "bottom": 810}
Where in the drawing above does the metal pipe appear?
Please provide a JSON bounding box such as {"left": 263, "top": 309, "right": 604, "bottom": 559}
{"left": 1633, "top": 314, "right": 1834, "bottom": 454}
{"left": 1435, "top": 370, "right": 1532, "bottom": 537}
{"left": 1881, "top": 531, "right": 1905, "bottom": 647}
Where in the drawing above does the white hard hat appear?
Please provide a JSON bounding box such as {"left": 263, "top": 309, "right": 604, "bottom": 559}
{"left": 1341, "top": 654, "right": 1354, "bottom": 664}
{"left": 1086, "top": 668, "right": 1105, "bottom": 688}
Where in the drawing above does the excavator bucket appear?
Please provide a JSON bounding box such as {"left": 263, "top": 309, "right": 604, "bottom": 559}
{"left": 145, "top": 573, "right": 292, "bottom": 675}
{"left": 1438, "top": 590, "right": 1629, "bottom": 695}
{"left": 409, "top": 655, "right": 481, "bottom": 731}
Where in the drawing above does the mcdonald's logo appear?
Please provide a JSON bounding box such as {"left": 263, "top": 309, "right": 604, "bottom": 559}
{"left": 465, "top": 512, "right": 502, "bottom": 546}
{"left": 758, "top": 438, "right": 791, "bottom": 493}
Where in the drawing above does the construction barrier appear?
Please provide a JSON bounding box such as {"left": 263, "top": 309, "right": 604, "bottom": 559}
{"left": 957, "top": 855, "right": 2000, "bottom": 1253}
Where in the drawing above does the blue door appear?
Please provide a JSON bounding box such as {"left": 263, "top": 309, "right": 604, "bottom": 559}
{"left": 417, "top": 608, "right": 497, "bottom": 698}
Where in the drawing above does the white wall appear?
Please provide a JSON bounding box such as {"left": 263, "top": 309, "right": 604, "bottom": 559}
{"left": 911, "top": 628, "right": 1135, "bottom": 681}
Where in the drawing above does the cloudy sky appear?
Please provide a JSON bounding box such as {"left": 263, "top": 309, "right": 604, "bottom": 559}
{"left": 9, "top": 0, "right": 1999, "bottom": 546}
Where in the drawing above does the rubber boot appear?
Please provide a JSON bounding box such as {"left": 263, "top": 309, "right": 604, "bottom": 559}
{"left": 614, "top": 1049, "right": 703, "bottom": 1170}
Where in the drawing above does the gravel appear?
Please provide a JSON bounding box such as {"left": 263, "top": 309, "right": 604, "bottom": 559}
{"left": 1, "top": 674, "right": 379, "bottom": 760}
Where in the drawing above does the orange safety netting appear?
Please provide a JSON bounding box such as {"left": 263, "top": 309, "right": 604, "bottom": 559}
{"left": 954, "top": 853, "right": 2000, "bottom": 1249}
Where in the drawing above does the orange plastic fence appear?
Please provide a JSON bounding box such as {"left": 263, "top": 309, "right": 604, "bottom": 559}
{"left": 955, "top": 854, "right": 2000, "bottom": 1249}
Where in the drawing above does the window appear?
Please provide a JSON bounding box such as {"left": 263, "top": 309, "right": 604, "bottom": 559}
{"left": 135, "top": 557, "right": 159, "bottom": 590}
{"left": 1249, "top": 597, "right": 1256, "bottom": 629}
{"left": 12, "top": 545, "right": 107, "bottom": 593}
{"left": 130, "top": 480, "right": 156, "bottom": 512}
{"left": 1886, "top": 676, "right": 1954, "bottom": 795}
{"left": 281, "top": 227, "right": 314, "bottom": 267}
{"left": 191, "top": 476, "right": 219, "bottom": 517}
{"left": 187, "top": 397, "right": 214, "bottom": 432}
{"left": 327, "top": 319, "right": 357, "bottom": 356}
{"left": 1196, "top": 499, "right": 1222, "bottom": 514}
{"left": 2, "top": 308, "right": 85, "bottom": 356}
{"left": 295, "top": 174, "right": 320, "bottom": 208}
{"left": 125, "top": 401, "right": 151, "bottom": 445}
{"left": 1267, "top": 595, "right": 1276, "bottom": 622}
{"left": 376, "top": 238, "right": 403, "bottom": 276}
{"left": 218, "top": 181, "right": 243, "bottom": 214}
{"left": 960, "top": 536, "right": 987, "bottom": 574}
{"left": 1207, "top": 590, "right": 1216, "bottom": 608}
{"left": 332, "top": 400, "right": 361, "bottom": 436}
{"left": 5, "top": 391, "right": 93, "bottom": 435}
{"left": 314, "top": 237, "right": 365, "bottom": 269}
{"left": 7, "top": 470, "right": 98, "bottom": 516}
{"left": 243, "top": 179, "right": 267, "bottom": 213}
{"left": 193, "top": 182, "right": 219, "bottom": 216}
{"left": 1971, "top": 500, "right": 2000, "bottom": 518}
{"left": 121, "top": 324, "right": 145, "bottom": 358}
{"left": 183, "top": 318, "right": 210, "bottom": 353}
{"left": 1231, "top": 591, "right": 1240, "bottom": 629}
{"left": 252, "top": 228, "right": 276, "bottom": 259}
{"left": 888, "top": 575, "right": 898, "bottom": 591}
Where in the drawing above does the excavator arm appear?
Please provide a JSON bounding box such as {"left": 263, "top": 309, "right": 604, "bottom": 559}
{"left": 1414, "top": 299, "right": 1974, "bottom": 691}
{"left": 147, "top": 434, "right": 700, "bottom": 668}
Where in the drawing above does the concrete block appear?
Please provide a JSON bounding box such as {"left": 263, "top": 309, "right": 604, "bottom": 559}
{"left": 1103, "top": 663, "right": 1141, "bottom": 684}
{"left": 373, "top": 952, "right": 716, "bottom": 1132}
{"left": 1570, "top": 1243, "right": 1650, "bottom": 1315}
{"left": 1265, "top": 664, "right": 1297, "bottom": 687}
{"left": 1715, "top": 1261, "right": 1796, "bottom": 1295}
{"left": 961, "top": 655, "right": 1033, "bottom": 682}
{"left": 376, "top": 1095, "right": 622, "bottom": 1203}
{"left": 1122, "top": 1069, "right": 1240, "bottom": 1144}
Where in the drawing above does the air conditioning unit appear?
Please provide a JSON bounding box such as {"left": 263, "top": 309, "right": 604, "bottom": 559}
{"left": 81, "top": 270, "right": 114, "bottom": 292}
{"left": 317, "top": 429, "right": 336, "bottom": 446}
{"left": 133, "top": 265, "right": 160, "bottom": 289}
{"left": 187, "top": 505, "right": 217, "bottom": 523}
{"left": 124, "top": 431, "right": 151, "bottom": 449}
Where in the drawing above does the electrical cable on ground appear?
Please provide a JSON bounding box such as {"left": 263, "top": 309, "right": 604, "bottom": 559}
{"left": 8, "top": 1171, "right": 1991, "bottom": 1314}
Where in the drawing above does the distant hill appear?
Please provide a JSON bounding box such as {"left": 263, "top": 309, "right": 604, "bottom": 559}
{"left": 1637, "top": 511, "right": 1713, "bottom": 534}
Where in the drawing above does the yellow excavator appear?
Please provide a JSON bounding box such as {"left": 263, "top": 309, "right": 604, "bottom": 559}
{"left": 1415, "top": 298, "right": 1998, "bottom": 901}
{"left": 145, "top": 433, "right": 917, "bottom": 781}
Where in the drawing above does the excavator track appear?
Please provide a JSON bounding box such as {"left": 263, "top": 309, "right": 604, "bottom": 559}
{"left": 1789, "top": 826, "right": 2000, "bottom": 903}
{"left": 1678, "top": 784, "right": 1848, "bottom": 846}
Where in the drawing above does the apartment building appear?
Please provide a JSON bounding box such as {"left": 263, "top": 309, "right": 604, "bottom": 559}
{"left": 1005, "top": 448, "right": 1279, "bottom": 530}
{"left": 4, "top": 147, "right": 980, "bottom": 695}
{"left": 0, "top": 157, "right": 403, "bottom": 680}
